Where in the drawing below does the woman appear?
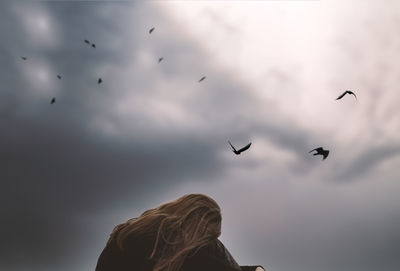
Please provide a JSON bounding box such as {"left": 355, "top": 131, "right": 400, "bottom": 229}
{"left": 96, "top": 194, "right": 264, "bottom": 271}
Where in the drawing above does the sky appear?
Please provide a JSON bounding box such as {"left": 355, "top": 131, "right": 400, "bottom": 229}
{"left": 1, "top": 0, "right": 400, "bottom": 271}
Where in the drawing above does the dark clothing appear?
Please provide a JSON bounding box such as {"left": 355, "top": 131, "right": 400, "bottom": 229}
{"left": 95, "top": 231, "right": 263, "bottom": 271}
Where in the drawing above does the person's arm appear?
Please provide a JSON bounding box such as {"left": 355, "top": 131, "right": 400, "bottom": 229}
{"left": 213, "top": 240, "right": 265, "bottom": 271}
{"left": 182, "top": 239, "right": 264, "bottom": 271}
{"left": 212, "top": 240, "right": 265, "bottom": 271}
{"left": 240, "top": 265, "right": 265, "bottom": 271}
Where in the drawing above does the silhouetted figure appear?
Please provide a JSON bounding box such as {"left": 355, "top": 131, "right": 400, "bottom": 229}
{"left": 84, "top": 39, "right": 90, "bottom": 44}
{"left": 95, "top": 194, "right": 264, "bottom": 271}
{"left": 158, "top": 57, "right": 164, "bottom": 63}
{"left": 21, "top": 57, "right": 27, "bottom": 60}
{"left": 92, "top": 43, "right": 96, "bottom": 48}
{"left": 50, "top": 97, "right": 56, "bottom": 104}
{"left": 98, "top": 78, "right": 103, "bottom": 84}
{"left": 149, "top": 27, "right": 155, "bottom": 34}
{"left": 309, "top": 147, "right": 329, "bottom": 160}
{"left": 57, "top": 75, "right": 61, "bottom": 79}
{"left": 228, "top": 141, "right": 252, "bottom": 155}
{"left": 198, "top": 76, "right": 206, "bottom": 82}
{"left": 336, "top": 90, "right": 357, "bottom": 101}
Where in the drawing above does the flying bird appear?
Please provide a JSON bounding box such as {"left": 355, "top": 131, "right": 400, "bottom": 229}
{"left": 84, "top": 39, "right": 90, "bottom": 44}
{"left": 57, "top": 75, "right": 61, "bottom": 79}
{"left": 158, "top": 57, "right": 164, "bottom": 63}
{"left": 149, "top": 27, "right": 155, "bottom": 34}
{"left": 50, "top": 97, "right": 56, "bottom": 104}
{"left": 21, "top": 57, "right": 27, "bottom": 60}
{"left": 98, "top": 78, "right": 102, "bottom": 84}
{"left": 228, "top": 141, "right": 252, "bottom": 155}
{"left": 91, "top": 43, "right": 96, "bottom": 48}
{"left": 198, "top": 76, "right": 206, "bottom": 82}
{"left": 309, "top": 147, "right": 330, "bottom": 160}
{"left": 335, "top": 90, "right": 357, "bottom": 101}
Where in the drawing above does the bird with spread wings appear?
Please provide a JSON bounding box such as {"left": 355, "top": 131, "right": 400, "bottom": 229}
{"left": 336, "top": 90, "right": 357, "bottom": 101}
{"left": 228, "top": 141, "right": 252, "bottom": 155}
{"left": 309, "top": 147, "right": 329, "bottom": 160}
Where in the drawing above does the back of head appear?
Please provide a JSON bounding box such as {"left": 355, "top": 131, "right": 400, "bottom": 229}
{"left": 109, "top": 194, "right": 222, "bottom": 271}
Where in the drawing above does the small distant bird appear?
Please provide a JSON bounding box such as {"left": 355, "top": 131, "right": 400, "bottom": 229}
{"left": 84, "top": 39, "right": 90, "bottom": 44}
{"left": 198, "top": 76, "right": 206, "bottom": 82}
{"left": 158, "top": 57, "right": 164, "bottom": 63}
{"left": 57, "top": 75, "right": 61, "bottom": 79}
{"left": 50, "top": 97, "right": 56, "bottom": 104}
{"left": 309, "top": 147, "right": 330, "bottom": 160}
{"left": 98, "top": 78, "right": 102, "bottom": 84}
{"left": 21, "top": 57, "right": 27, "bottom": 60}
{"left": 335, "top": 90, "right": 357, "bottom": 101}
{"left": 228, "top": 141, "right": 252, "bottom": 155}
{"left": 149, "top": 27, "right": 155, "bottom": 34}
{"left": 91, "top": 43, "right": 96, "bottom": 48}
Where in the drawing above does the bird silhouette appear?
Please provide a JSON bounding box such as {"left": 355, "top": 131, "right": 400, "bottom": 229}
{"left": 228, "top": 141, "right": 252, "bottom": 155}
{"left": 335, "top": 90, "right": 357, "bottom": 101}
{"left": 309, "top": 147, "right": 329, "bottom": 160}
{"left": 91, "top": 43, "right": 96, "bottom": 48}
{"left": 84, "top": 39, "right": 90, "bottom": 44}
{"left": 98, "top": 78, "right": 102, "bottom": 84}
{"left": 50, "top": 97, "right": 56, "bottom": 104}
{"left": 21, "top": 57, "right": 27, "bottom": 60}
{"left": 198, "top": 76, "right": 206, "bottom": 82}
{"left": 57, "top": 75, "right": 61, "bottom": 79}
{"left": 158, "top": 57, "right": 164, "bottom": 63}
{"left": 149, "top": 27, "right": 155, "bottom": 34}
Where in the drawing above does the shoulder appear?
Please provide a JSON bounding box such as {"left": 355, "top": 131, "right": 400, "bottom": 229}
{"left": 95, "top": 238, "right": 126, "bottom": 271}
{"left": 181, "top": 239, "right": 241, "bottom": 271}
{"left": 95, "top": 225, "right": 155, "bottom": 271}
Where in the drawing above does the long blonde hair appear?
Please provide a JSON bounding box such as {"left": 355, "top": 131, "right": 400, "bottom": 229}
{"left": 108, "top": 194, "right": 222, "bottom": 271}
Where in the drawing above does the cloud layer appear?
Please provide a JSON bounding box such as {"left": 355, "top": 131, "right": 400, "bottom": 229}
{"left": 1, "top": 1, "right": 399, "bottom": 271}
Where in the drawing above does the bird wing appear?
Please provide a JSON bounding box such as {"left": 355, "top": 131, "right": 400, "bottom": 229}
{"left": 84, "top": 40, "right": 90, "bottom": 44}
{"left": 322, "top": 150, "right": 330, "bottom": 160}
{"left": 348, "top": 91, "right": 357, "bottom": 100}
{"left": 238, "top": 142, "right": 251, "bottom": 153}
{"left": 335, "top": 92, "right": 346, "bottom": 100}
{"left": 228, "top": 141, "right": 237, "bottom": 152}
{"left": 309, "top": 147, "right": 322, "bottom": 153}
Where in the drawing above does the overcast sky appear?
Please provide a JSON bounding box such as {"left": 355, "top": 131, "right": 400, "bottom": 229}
{"left": 1, "top": 1, "right": 400, "bottom": 271}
